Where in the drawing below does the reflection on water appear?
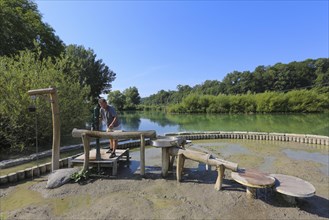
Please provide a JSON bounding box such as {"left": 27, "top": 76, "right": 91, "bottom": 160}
{"left": 119, "top": 112, "right": 329, "bottom": 136}
{"left": 259, "top": 156, "right": 276, "bottom": 173}
{"left": 283, "top": 149, "right": 329, "bottom": 176}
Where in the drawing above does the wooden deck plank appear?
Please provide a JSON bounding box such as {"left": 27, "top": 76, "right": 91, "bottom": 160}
{"left": 74, "top": 148, "right": 127, "bottom": 161}
{"left": 69, "top": 148, "right": 129, "bottom": 175}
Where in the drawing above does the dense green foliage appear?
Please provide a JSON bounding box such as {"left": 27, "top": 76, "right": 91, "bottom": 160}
{"left": 0, "top": 0, "right": 116, "bottom": 103}
{"left": 167, "top": 88, "right": 329, "bottom": 113}
{"left": 0, "top": 0, "right": 117, "bottom": 154}
{"left": 0, "top": 50, "right": 92, "bottom": 153}
{"left": 0, "top": 0, "right": 65, "bottom": 58}
{"left": 139, "top": 58, "right": 329, "bottom": 114}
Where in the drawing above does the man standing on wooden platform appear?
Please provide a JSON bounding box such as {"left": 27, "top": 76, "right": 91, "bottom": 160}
{"left": 98, "top": 98, "right": 121, "bottom": 158}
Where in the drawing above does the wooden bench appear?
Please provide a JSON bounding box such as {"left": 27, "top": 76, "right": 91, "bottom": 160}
{"left": 69, "top": 148, "right": 129, "bottom": 176}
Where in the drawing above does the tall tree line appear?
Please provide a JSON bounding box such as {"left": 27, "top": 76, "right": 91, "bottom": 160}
{"left": 141, "top": 58, "right": 329, "bottom": 106}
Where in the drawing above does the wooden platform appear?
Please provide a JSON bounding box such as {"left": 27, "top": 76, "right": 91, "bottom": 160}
{"left": 231, "top": 168, "right": 275, "bottom": 198}
{"left": 69, "top": 148, "right": 129, "bottom": 176}
{"left": 270, "top": 174, "right": 316, "bottom": 198}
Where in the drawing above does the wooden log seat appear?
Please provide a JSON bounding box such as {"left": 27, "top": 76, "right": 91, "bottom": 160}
{"left": 231, "top": 168, "right": 275, "bottom": 199}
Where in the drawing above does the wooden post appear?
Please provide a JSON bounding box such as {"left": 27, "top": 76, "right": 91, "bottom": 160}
{"left": 140, "top": 134, "right": 145, "bottom": 176}
{"left": 49, "top": 90, "right": 60, "bottom": 171}
{"left": 81, "top": 134, "right": 90, "bottom": 173}
{"left": 176, "top": 153, "right": 185, "bottom": 181}
{"left": 161, "top": 148, "right": 170, "bottom": 177}
{"left": 169, "top": 155, "right": 176, "bottom": 171}
{"left": 246, "top": 187, "right": 257, "bottom": 199}
{"left": 214, "top": 165, "right": 225, "bottom": 191}
{"left": 28, "top": 87, "right": 60, "bottom": 171}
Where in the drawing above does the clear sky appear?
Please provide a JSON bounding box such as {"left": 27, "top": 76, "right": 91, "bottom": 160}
{"left": 35, "top": 0, "right": 328, "bottom": 98}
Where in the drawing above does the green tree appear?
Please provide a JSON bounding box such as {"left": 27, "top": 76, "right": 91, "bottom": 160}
{"left": 65, "top": 45, "right": 116, "bottom": 103}
{"left": 314, "top": 58, "right": 329, "bottom": 87}
{"left": 194, "top": 80, "right": 221, "bottom": 95}
{"left": 108, "top": 90, "right": 125, "bottom": 110}
{"left": 123, "top": 86, "right": 141, "bottom": 110}
{"left": 0, "top": 0, "right": 65, "bottom": 58}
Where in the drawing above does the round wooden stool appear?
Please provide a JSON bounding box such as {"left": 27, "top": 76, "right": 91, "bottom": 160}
{"left": 231, "top": 168, "right": 275, "bottom": 198}
{"left": 270, "top": 174, "right": 316, "bottom": 204}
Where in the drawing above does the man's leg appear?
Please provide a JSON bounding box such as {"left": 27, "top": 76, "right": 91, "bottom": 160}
{"left": 110, "top": 139, "right": 117, "bottom": 158}
{"left": 106, "top": 138, "right": 113, "bottom": 153}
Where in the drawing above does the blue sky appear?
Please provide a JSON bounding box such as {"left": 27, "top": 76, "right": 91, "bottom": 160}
{"left": 36, "top": 0, "right": 328, "bottom": 98}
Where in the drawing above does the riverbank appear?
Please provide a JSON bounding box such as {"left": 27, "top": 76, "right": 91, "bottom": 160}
{"left": 1, "top": 139, "right": 328, "bottom": 219}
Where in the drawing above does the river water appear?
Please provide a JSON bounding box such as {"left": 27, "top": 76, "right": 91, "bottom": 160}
{"left": 119, "top": 112, "right": 329, "bottom": 136}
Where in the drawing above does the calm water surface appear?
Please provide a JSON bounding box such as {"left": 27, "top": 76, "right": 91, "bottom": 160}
{"left": 2, "top": 112, "right": 327, "bottom": 175}
{"left": 119, "top": 112, "right": 329, "bottom": 136}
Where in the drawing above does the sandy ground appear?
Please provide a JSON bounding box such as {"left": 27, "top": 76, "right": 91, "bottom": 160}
{"left": 1, "top": 140, "right": 328, "bottom": 220}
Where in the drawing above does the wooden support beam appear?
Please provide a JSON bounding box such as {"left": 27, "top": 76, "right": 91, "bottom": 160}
{"left": 169, "top": 147, "right": 238, "bottom": 171}
{"left": 81, "top": 134, "right": 90, "bottom": 173}
{"left": 72, "top": 128, "right": 156, "bottom": 139}
{"left": 140, "top": 134, "right": 145, "bottom": 176}
{"left": 161, "top": 148, "right": 170, "bottom": 177}
{"left": 246, "top": 187, "right": 257, "bottom": 199}
{"left": 169, "top": 156, "right": 176, "bottom": 171}
{"left": 176, "top": 154, "right": 185, "bottom": 182}
{"left": 27, "top": 87, "right": 57, "bottom": 95}
{"left": 214, "top": 165, "right": 225, "bottom": 191}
